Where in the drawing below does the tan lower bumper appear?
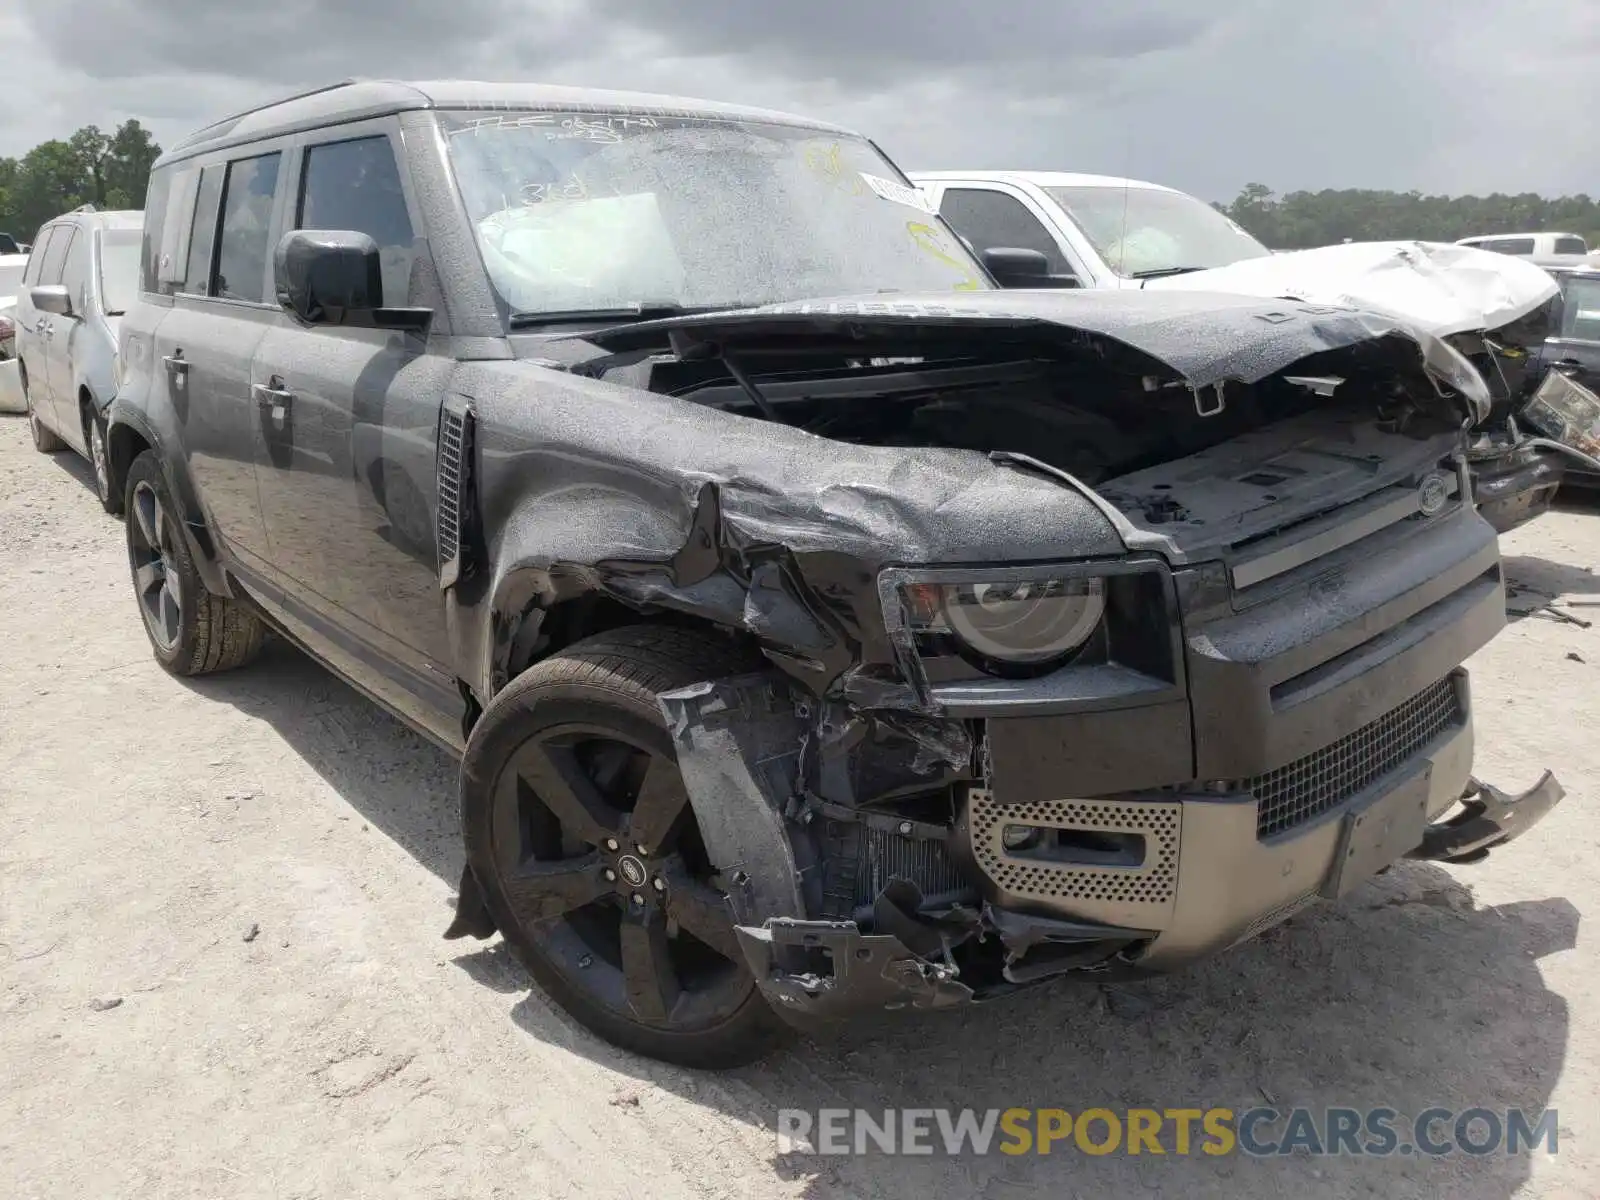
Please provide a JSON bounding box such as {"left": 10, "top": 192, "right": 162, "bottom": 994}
{"left": 965, "top": 719, "right": 1475, "bottom": 971}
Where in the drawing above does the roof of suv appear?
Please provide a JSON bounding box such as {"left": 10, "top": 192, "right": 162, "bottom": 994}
{"left": 908, "top": 170, "right": 1182, "bottom": 194}
{"left": 42, "top": 209, "right": 143, "bottom": 232}
{"left": 160, "top": 79, "right": 855, "bottom": 166}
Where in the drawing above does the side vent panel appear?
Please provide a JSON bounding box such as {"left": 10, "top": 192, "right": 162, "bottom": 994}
{"left": 437, "top": 396, "right": 475, "bottom": 589}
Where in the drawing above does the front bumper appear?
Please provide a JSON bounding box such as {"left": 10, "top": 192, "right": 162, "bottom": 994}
{"left": 1469, "top": 442, "right": 1565, "bottom": 533}
{"left": 717, "top": 668, "right": 1565, "bottom": 1027}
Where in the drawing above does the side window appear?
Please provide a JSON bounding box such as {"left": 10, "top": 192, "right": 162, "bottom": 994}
{"left": 179, "top": 164, "right": 226, "bottom": 296}
{"left": 938, "top": 188, "right": 1069, "bottom": 273}
{"left": 1559, "top": 277, "right": 1600, "bottom": 342}
{"left": 1483, "top": 237, "right": 1536, "bottom": 255}
{"left": 141, "top": 169, "right": 171, "bottom": 293}
{"left": 35, "top": 226, "right": 75, "bottom": 286}
{"left": 61, "top": 223, "right": 90, "bottom": 311}
{"left": 296, "top": 135, "right": 416, "bottom": 305}
{"left": 23, "top": 226, "right": 61, "bottom": 286}
{"left": 214, "top": 152, "right": 283, "bottom": 303}
{"left": 1554, "top": 236, "right": 1588, "bottom": 256}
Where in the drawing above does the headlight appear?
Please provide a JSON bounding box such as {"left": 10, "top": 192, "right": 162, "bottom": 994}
{"left": 900, "top": 573, "right": 1107, "bottom": 675}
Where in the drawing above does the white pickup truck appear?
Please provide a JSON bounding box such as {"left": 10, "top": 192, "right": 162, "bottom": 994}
{"left": 910, "top": 170, "right": 1594, "bottom": 533}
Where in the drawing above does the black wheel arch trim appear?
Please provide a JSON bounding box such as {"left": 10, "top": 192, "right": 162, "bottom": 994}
{"left": 106, "top": 403, "right": 231, "bottom": 597}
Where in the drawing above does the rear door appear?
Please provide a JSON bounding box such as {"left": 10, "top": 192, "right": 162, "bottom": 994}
{"left": 151, "top": 145, "right": 290, "bottom": 571}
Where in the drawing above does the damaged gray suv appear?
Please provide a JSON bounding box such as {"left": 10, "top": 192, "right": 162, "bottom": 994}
{"left": 110, "top": 80, "right": 1565, "bottom": 1067}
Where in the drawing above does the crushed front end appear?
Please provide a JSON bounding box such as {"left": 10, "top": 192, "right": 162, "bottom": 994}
{"left": 563, "top": 292, "right": 1570, "bottom": 1029}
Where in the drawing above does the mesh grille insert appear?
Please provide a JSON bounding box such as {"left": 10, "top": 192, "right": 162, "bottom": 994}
{"left": 969, "top": 793, "right": 1182, "bottom": 909}
{"left": 1251, "top": 677, "right": 1463, "bottom": 839}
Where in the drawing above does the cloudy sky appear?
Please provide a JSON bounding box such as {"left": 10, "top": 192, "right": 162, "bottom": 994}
{"left": 1, "top": 0, "right": 1595, "bottom": 203}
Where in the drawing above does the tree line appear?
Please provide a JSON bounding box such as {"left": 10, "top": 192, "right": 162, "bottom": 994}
{"left": 0, "top": 121, "right": 162, "bottom": 243}
{"left": 1219, "top": 182, "right": 1600, "bottom": 250}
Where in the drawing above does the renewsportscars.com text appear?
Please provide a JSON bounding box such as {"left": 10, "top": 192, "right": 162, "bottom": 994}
{"left": 777, "top": 1107, "right": 1559, "bottom": 1158}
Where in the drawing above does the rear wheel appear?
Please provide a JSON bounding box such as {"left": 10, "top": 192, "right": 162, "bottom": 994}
{"left": 460, "top": 626, "right": 791, "bottom": 1068}
{"left": 25, "top": 374, "right": 63, "bottom": 453}
{"left": 86, "top": 406, "right": 119, "bottom": 514}
{"left": 124, "top": 450, "right": 265, "bottom": 675}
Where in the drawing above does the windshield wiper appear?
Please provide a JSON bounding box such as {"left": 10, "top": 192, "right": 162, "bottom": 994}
{"left": 1128, "top": 266, "right": 1207, "bottom": 280}
{"left": 509, "top": 301, "right": 745, "bottom": 328}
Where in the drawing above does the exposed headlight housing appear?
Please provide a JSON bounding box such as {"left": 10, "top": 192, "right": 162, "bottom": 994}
{"left": 880, "top": 560, "right": 1181, "bottom": 703}
{"left": 902, "top": 575, "right": 1106, "bottom": 674}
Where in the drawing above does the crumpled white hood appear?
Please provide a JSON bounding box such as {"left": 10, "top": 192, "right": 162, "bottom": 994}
{"left": 1143, "top": 240, "right": 1558, "bottom": 337}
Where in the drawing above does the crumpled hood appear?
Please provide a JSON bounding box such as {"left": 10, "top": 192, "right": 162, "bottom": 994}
{"left": 575, "top": 288, "right": 1491, "bottom": 422}
{"left": 1143, "top": 240, "right": 1559, "bottom": 338}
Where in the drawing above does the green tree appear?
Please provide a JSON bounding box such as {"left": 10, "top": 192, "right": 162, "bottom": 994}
{"left": 1221, "top": 184, "right": 1600, "bottom": 250}
{"left": 0, "top": 119, "right": 162, "bottom": 242}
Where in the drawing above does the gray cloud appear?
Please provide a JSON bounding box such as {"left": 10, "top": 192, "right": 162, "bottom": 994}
{"left": 584, "top": 0, "right": 1217, "bottom": 82}
{"left": 2, "top": 0, "right": 1597, "bottom": 204}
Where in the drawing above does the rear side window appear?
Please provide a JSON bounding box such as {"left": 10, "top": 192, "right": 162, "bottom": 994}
{"left": 1554, "top": 236, "right": 1589, "bottom": 255}
{"left": 296, "top": 135, "right": 416, "bottom": 305}
{"left": 180, "top": 164, "right": 226, "bottom": 296}
{"left": 23, "top": 226, "right": 61, "bottom": 286}
{"left": 214, "top": 152, "right": 282, "bottom": 303}
{"left": 1483, "top": 237, "right": 1536, "bottom": 255}
{"left": 938, "top": 188, "right": 1069, "bottom": 274}
{"left": 141, "top": 169, "right": 171, "bottom": 293}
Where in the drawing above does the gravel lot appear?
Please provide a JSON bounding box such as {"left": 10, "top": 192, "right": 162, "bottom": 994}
{"left": 2, "top": 413, "right": 1596, "bottom": 1199}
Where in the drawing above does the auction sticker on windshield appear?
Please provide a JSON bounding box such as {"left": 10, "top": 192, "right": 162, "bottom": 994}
{"left": 860, "top": 172, "right": 937, "bottom": 213}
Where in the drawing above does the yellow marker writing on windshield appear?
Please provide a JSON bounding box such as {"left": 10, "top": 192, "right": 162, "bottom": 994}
{"left": 907, "top": 221, "right": 981, "bottom": 290}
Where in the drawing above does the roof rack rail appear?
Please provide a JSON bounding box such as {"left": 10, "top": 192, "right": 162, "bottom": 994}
{"left": 173, "top": 78, "right": 361, "bottom": 150}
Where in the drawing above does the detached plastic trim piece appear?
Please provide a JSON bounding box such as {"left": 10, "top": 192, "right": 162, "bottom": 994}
{"left": 1408, "top": 770, "right": 1565, "bottom": 864}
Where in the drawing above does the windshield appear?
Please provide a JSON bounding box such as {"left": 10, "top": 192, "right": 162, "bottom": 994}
{"left": 97, "top": 229, "right": 141, "bottom": 315}
{"left": 1045, "top": 184, "right": 1270, "bottom": 278}
{"left": 441, "top": 110, "right": 987, "bottom": 319}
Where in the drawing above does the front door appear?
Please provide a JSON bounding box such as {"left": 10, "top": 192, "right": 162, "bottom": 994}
{"left": 249, "top": 124, "right": 458, "bottom": 740}
{"left": 45, "top": 225, "right": 87, "bottom": 449}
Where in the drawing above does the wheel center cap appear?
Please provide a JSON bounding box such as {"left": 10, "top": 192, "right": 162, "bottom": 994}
{"left": 617, "top": 854, "right": 648, "bottom": 888}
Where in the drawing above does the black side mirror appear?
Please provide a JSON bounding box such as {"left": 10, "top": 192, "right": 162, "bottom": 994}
{"left": 980, "top": 246, "right": 1081, "bottom": 289}
{"left": 274, "top": 229, "right": 430, "bottom": 332}
{"left": 30, "top": 284, "right": 73, "bottom": 317}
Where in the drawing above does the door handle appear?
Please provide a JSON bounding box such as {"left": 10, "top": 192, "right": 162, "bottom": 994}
{"left": 251, "top": 379, "right": 294, "bottom": 430}
{"left": 1553, "top": 358, "right": 1585, "bottom": 370}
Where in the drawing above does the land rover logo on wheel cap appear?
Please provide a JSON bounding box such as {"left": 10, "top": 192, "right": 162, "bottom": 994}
{"left": 1418, "top": 472, "right": 1450, "bottom": 516}
{"left": 617, "top": 855, "right": 648, "bottom": 887}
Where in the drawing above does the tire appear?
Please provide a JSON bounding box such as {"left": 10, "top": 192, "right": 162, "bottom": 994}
{"left": 460, "top": 625, "right": 793, "bottom": 1068}
{"left": 25, "top": 374, "right": 64, "bottom": 453}
{"left": 86, "top": 406, "right": 120, "bottom": 515}
{"left": 124, "top": 450, "right": 265, "bottom": 676}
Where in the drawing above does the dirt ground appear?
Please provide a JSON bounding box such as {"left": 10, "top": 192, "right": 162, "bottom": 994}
{"left": 2, "top": 413, "right": 1597, "bottom": 1200}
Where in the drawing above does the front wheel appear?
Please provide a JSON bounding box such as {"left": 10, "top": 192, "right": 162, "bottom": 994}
{"left": 25, "top": 377, "right": 64, "bottom": 453}
{"left": 124, "top": 450, "right": 265, "bottom": 675}
{"left": 460, "top": 626, "right": 792, "bottom": 1068}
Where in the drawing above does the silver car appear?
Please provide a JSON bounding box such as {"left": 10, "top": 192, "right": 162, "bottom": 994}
{"left": 14, "top": 206, "right": 143, "bottom": 512}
